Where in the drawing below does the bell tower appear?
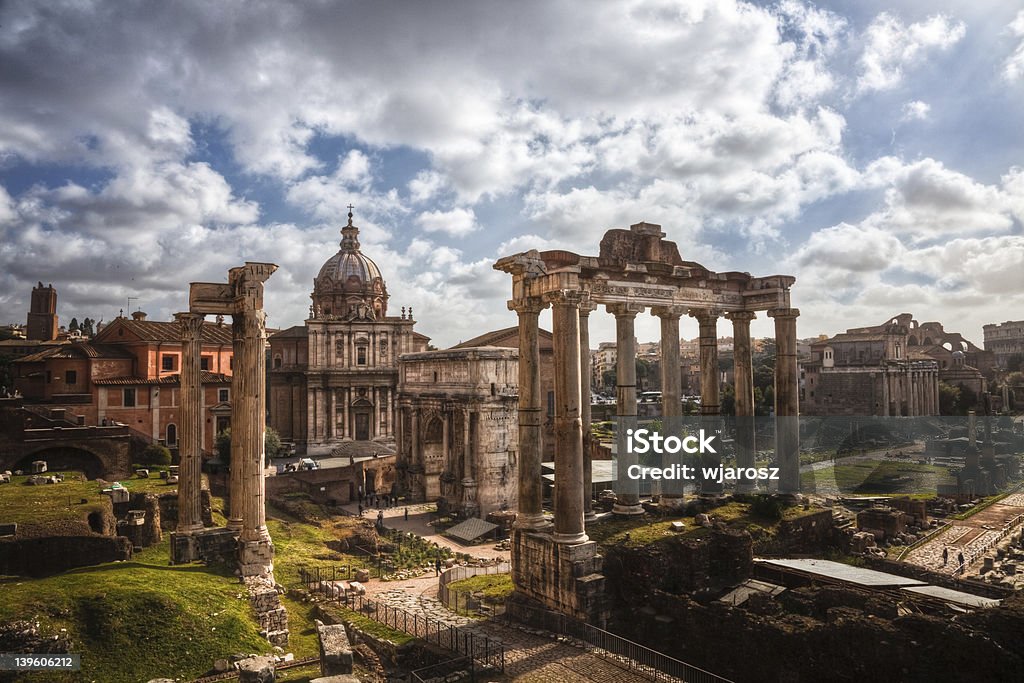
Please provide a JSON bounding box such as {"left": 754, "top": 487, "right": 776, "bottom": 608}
{"left": 27, "top": 282, "right": 59, "bottom": 341}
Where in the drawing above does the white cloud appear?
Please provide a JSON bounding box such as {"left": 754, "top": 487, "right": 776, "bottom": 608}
{"left": 901, "top": 100, "right": 930, "bottom": 121}
{"left": 1003, "top": 10, "right": 1024, "bottom": 82}
{"left": 857, "top": 12, "right": 965, "bottom": 93}
{"left": 415, "top": 208, "right": 479, "bottom": 237}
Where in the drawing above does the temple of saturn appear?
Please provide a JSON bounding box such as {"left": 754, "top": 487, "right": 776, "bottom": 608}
{"left": 495, "top": 222, "right": 800, "bottom": 623}
{"left": 170, "top": 262, "right": 278, "bottom": 579}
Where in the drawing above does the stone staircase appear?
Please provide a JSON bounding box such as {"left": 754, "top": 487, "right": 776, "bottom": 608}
{"left": 832, "top": 508, "right": 855, "bottom": 530}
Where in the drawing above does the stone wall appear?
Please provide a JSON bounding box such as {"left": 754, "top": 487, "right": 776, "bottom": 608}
{"left": 245, "top": 576, "right": 289, "bottom": 647}
{"left": 0, "top": 534, "right": 132, "bottom": 576}
{"left": 511, "top": 531, "right": 607, "bottom": 625}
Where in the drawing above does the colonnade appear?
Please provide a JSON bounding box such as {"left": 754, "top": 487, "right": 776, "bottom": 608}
{"left": 511, "top": 294, "right": 802, "bottom": 543}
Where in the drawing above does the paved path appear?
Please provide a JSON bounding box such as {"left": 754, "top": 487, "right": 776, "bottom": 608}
{"left": 904, "top": 492, "right": 1024, "bottom": 576}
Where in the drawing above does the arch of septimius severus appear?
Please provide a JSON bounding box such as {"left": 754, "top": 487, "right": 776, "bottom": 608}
{"left": 495, "top": 221, "right": 799, "bottom": 623}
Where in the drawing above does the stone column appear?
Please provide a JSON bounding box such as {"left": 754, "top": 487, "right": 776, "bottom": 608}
{"left": 726, "top": 311, "right": 757, "bottom": 493}
{"left": 234, "top": 308, "right": 272, "bottom": 552}
{"left": 227, "top": 320, "right": 247, "bottom": 532}
{"left": 692, "top": 310, "right": 720, "bottom": 415}
{"left": 372, "top": 387, "right": 380, "bottom": 437}
{"left": 579, "top": 299, "right": 597, "bottom": 523}
{"left": 175, "top": 312, "right": 205, "bottom": 535}
{"left": 511, "top": 297, "right": 548, "bottom": 529}
{"left": 881, "top": 369, "right": 890, "bottom": 417}
{"left": 610, "top": 302, "right": 645, "bottom": 515}
{"left": 654, "top": 305, "right": 685, "bottom": 501}
{"left": 342, "top": 388, "right": 350, "bottom": 439}
{"left": 547, "top": 290, "right": 587, "bottom": 544}
{"left": 461, "top": 407, "right": 477, "bottom": 517}
{"left": 770, "top": 308, "right": 800, "bottom": 495}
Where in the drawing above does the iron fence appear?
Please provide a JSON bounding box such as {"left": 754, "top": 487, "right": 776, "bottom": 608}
{"left": 437, "top": 562, "right": 510, "bottom": 615}
{"left": 505, "top": 600, "right": 733, "bottom": 683}
{"left": 349, "top": 594, "right": 504, "bottom": 673}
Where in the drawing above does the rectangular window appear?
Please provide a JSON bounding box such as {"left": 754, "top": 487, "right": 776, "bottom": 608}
{"left": 201, "top": 356, "right": 211, "bottom": 371}
{"left": 65, "top": 370, "right": 77, "bottom": 385}
{"left": 357, "top": 347, "right": 367, "bottom": 365}
{"left": 123, "top": 388, "right": 136, "bottom": 407}
{"left": 218, "top": 388, "right": 230, "bottom": 402}
{"left": 161, "top": 354, "right": 175, "bottom": 371}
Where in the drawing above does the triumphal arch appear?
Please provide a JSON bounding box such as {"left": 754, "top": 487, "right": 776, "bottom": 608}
{"left": 495, "top": 222, "right": 799, "bottom": 622}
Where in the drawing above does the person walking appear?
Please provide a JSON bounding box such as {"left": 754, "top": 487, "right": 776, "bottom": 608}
{"left": 404, "top": 507, "right": 409, "bottom": 521}
{"left": 435, "top": 557, "right": 442, "bottom": 576}
{"left": 942, "top": 547, "right": 949, "bottom": 566}
{"left": 957, "top": 551, "right": 965, "bottom": 573}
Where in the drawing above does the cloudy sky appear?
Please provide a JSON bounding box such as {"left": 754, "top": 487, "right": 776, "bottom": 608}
{"left": 1, "top": 0, "right": 1022, "bottom": 348}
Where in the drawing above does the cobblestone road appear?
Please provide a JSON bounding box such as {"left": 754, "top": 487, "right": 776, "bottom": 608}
{"left": 904, "top": 492, "right": 1024, "bottom": 575}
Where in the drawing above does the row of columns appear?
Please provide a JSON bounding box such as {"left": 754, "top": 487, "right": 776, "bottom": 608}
{"left": 308, "top": 328, "right": 398, "bottom": 369}
{"left": 880, "top": 366, "right": 939, "bottom": 416}
{"left": 306, "top": 385, "right": 393, "bottom": 440}
{"left": 512, "top": 295, "right": 802, "bottom": 543}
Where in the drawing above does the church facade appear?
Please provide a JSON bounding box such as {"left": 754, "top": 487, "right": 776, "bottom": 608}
{"left": 268, "top": 212, "right": 429, "bottom": 455}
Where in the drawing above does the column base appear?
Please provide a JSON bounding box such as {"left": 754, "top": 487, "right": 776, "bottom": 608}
{"left": 514, "top": 512, "right": 551, "bottom": 530}
{"left": 169, "top": 531, "right": 198, "bottom": 564}
{"left": 226, "top": 518, "right": 244, "bottom": 533}
{"left": 552, "top": 530, "right": 589, "bottom": 545}
{"left": 510, "top": 530, "right": 607, "bottom": 626}
{"left": 239, "top": 538, "right": 275, "bottom": 578}
{"left": 583, "top": 510, "right": 599, "bottom": 523}
{"left": 612, "top": 503, "right": 645, "bottom": 516}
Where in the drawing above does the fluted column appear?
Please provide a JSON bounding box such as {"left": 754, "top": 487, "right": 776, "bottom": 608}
{"left": 234, "top": 308, "right": 271, "bottom": 545}
{"left": 227, "top": 319, "right": 246, "bottom": 532}
{"left": 579, "top": 299, "right": 597, "bottom": 523}
{"left": 770, "top": 308, "right": 800, "bottom": 495}
{"left": 653, "top": 305, "right": 685, "bottom": 501}
{"left": 175, "top": 312, "right": 205, "bottom": 534}
{"left": 610, "top": 302, "right": 645, "bottom": 515}
{"left": 547, "top": 290, "right": 587, "bottom": 544}
{"left": 511, "top": 297, "right": 548, "bottom": 529}
{"left": 727, "top": 311, "right": 757, "bottom": 493}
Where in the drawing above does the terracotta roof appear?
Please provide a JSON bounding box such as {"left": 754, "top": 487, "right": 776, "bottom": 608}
{"left": 92, "top": 371, "right": 231, "bottom": 386}
{"left": 270, "top": 325, "right": 309, "bottom": 339}
{"left": 450, "top": 326, "right": 553, "bottom": 350}
{"left": 97, "top": 317, "right": 233, "bottom": 345}
{"left": 14, "top": 342, "right": 134, "bottom": 363}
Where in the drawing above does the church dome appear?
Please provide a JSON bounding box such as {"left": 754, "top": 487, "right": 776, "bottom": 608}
{"left": 311, "top": 209, "right": 389, "bottom": 320}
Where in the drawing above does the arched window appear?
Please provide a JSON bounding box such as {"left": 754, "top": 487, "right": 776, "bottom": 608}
{"left": 166, "top": 423, "right": 177, "bottom": 446}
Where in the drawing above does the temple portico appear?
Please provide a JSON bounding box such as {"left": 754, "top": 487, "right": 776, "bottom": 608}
{"left": 495, "top": 221, "right": 799, "bottom": 623}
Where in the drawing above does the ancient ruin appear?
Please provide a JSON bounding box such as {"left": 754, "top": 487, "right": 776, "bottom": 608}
{"left": 170, "top": 262, "right": 278, "bottom": 578}
{"left": 495, "top": 221, "right": 800, "bottom": 622}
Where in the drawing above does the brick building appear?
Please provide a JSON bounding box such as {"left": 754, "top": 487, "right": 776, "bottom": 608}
{"left": 12, "top": 311, "right": 234, "bottom": 453}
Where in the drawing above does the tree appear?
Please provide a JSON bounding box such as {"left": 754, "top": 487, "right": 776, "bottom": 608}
{"left": 214, "top": 426, "right": 283, "bottom": 463}
{"left": 69, "top": 317, "right": 79, "bottom": 332}
{"left": 720, "top": 383, "right": 736, "bottom": 416}
{"left": 140, "top": 443, "right": 171, "bottom": 467}
{"left": 601, "top": 370, "right": 617, "bottom": 393}
{"left": 939, "top": 382, "right": 961, "bottom": 415}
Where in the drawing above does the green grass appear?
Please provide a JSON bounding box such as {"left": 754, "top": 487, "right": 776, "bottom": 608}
{"left": 318, "top": 603, "right": 414, "bottom": 646}
{"left": 0, "top": 536, "right": 271, "bottom": 683}
{"left": 0, "top": 470, "right": 201, "bottom": 531}
{"left": 0, "top": 472, "right": 109, "bottom": 528}
{"left": 801, "top": 459, "right": 955, "bottom": 496}
{"left": 446, "top": 573, "right": 514, "bottom": 601}
{"left": 585, "top": 501, "right": 812, "bottom": 549}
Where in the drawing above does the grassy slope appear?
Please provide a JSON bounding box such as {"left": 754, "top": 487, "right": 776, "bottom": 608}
{"left": 0, "top": 538, "right": 272, "bottom": 683}
{"left": 801, "top": 459, "right": 955, "bottom": 496}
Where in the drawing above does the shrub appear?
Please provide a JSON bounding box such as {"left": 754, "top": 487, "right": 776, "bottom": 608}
{"left": 140, "top": 444, "right": 172, "bottom": 467}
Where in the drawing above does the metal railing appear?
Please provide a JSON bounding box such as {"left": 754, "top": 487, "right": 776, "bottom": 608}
{"left": 437, "top": 562, "right": 510, "bottom": 615}
{"left": 505, "top": 601, "right": 733, "bottom": 683}
{"left": 349, "top": 594, "right": 504, "bottom": 673}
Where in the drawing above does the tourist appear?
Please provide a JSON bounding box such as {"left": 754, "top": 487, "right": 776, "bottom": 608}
{"left": 957, "top": 552, "right": 965, "bottom": 572}
{"left": 942, "top": 547, "right": 949, "bottom": 566}
{"left": 358, "top": 503, "right": 363, "bottom": 516}
{"left": 435, "top": 557, "right": 441, "bottom": 576}
{"left": 404, "top": 507, "right": 409, "bottom": 521}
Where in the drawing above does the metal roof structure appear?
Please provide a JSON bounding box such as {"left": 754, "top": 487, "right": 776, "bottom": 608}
{"left": 755, "top": 558, "right": 927, "bottom": 587}
{"left": 445, "top": 517, "right": 499, "bottom": 544}
{"left": 901, "top": 585, "right": 1001, "bottom": 609}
